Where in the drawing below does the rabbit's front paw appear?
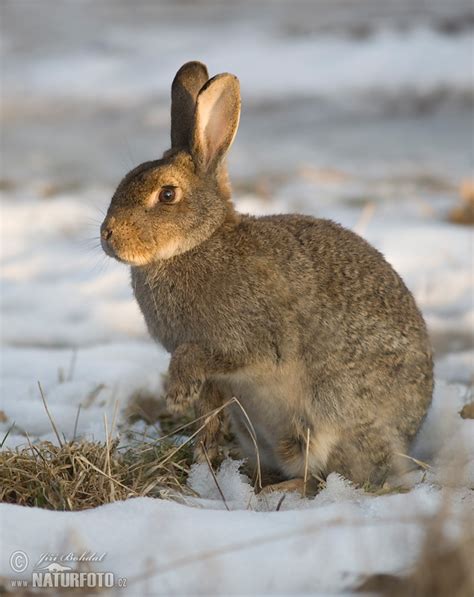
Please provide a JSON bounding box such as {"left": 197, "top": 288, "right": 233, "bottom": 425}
{"left": 165, "top": 378, "right": 203, "bottom": 415}
{"left": 193, "top": 439, "right": 220, "bottom": 465}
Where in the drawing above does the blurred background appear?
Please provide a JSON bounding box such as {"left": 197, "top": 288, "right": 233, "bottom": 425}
{"left": 2, "top": 0, "right": 473, "bottom": 188}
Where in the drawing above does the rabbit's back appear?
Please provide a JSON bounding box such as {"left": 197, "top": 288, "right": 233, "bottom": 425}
{"left": 250, "top": 213, "right": 430, "bottom": 358}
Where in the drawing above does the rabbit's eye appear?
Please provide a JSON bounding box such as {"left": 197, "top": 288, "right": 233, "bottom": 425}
{"left": 158, "top": 187, "right": 178, "bottom": 204}
{"left": 147, "top": 186, "right": 182, "bottom": 208}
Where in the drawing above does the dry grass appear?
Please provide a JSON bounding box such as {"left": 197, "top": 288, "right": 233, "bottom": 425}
{"left": 0, "top": 385, "right": 259, "bottom": 513}
{"left": 448, "top": 179, "right": 474, "bottom": 226}
{"left": 0, "top": 383, "right": 259, "bottom": 512}
{"left": 356, "top": 489, "right": 474, "bottom": 597}
{"left": 0, "top": 438, "right": 194, "bottom": 511}
{"left": 357, "top": 528, "right": 474, "bottom": 597}
{"left": 459, "top": 401, "right": 474, "bottom": 420}
{"left": 0, "top": 380, "right": 204, "bottom": 511}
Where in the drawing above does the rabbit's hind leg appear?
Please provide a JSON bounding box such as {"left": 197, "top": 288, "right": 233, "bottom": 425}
{"left": 324, "top": 423, "right": 403, "bottom": 488}
{"left": 264, "top": 433, "right": 323, "bottom": 496}
{"left": 193, "top": 380, "right": 226, "bottom": 466}
{"left": 259, "top": 478, "right": 307, "bottom": 496}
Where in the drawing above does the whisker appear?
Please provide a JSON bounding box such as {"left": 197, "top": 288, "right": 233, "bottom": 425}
{"left": 74, "top": 237, "right": 102, "bottom": 252}
{"left": 87, "top": 253, "right": 110, "bottom": 277}
{"left": 95, "top": 206, "right": 107, "bottom": 217}
{"left": 82, "top": 216, "right": 103, "bottom": 226}
{"left": 78, "top": 236, "right": 101, "bottom": 244}
{"left": 82, "top": 245, "right": 103, "bottom": 256}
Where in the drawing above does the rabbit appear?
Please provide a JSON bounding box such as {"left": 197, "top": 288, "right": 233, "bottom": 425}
{"left": 101, "top": 61, "right": 433, "bottom": 491}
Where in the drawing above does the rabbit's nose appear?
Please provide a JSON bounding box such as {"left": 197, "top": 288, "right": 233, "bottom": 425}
{"left": 100, "top": 222, "right": 117, "bottom": 258}
{"left": 101, "top": 227, "right": 113, "bottom": 241}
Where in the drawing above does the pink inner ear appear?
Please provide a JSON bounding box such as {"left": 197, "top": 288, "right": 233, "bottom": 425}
{"left": 205, "top": 93, "right": 228, "bottom": 159}
{"left": 194, "top": 75, "right": 240, "bottom": 169}
{"left": 197, "top": 91, "right": 230, "bottom": 166}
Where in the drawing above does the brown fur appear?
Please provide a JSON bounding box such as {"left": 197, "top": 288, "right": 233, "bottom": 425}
{"left": 101, "top": 62, "right": 433, "bottom": 488}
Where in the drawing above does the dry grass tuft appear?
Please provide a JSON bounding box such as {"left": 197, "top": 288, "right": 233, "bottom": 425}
{"left": 0, "top": 438, "right": 194, "bottom": 511}
{"left": 459, "top": 401, "right": 474, "bottom": 420}
{"left": 0, "top": 387, "right": 248, "bottom": 513}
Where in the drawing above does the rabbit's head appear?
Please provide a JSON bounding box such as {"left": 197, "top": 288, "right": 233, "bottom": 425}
{"left": 101, "top": 62, "right": 240, "bottom": 265}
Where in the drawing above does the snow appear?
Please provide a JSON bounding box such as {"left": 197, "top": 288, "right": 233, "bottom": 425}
{"left": 1, "top": 2, "right": 473, "bottom": 594}
{"left": 0, "top": 478, "right": 471, "bottom": 594}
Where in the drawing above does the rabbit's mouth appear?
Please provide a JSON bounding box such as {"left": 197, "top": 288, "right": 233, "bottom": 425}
{"left": 100, "top": 219, "right": 152, "bottom": 265}
{"left": 102, "top": 241, "right": 154, "bottom": 266}
{"left": 100, "top": 236, "right": 117, "bottom": 259}
{"left": 100, "top": 232, "right": 129, "bottom": 263}
{"left": 100, "top": 232, "right": 148, "bottom": 265}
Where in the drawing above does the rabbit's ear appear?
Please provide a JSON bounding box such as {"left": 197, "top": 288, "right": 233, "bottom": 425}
{"left": 171, "top": 61, "right": 209, "bottom": 149}
{"left": 192, "top": 73, "right": 241, "bottom": 172}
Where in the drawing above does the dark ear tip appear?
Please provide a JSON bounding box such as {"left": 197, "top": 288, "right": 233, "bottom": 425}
{"left": 173, "top": 61, "right": 209, "bottom": 88}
